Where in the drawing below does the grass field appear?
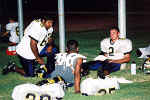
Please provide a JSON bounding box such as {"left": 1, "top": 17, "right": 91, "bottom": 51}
{"left": 0, "top": 30, "right": 150, "bottom": 100}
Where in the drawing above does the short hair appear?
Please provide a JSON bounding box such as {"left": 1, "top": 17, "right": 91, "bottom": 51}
{"left": 109, "top": 26, "right": 120, "bottom": 32}
{"left": 67, "top": 40, "right": 78, "bottom": 51}
{"left": 34, "top": 16, "right": 54, "bottom": 22}
{"left": 8, "top": 16, "right": 17, "bottom": 21}
{"left": 41, "top": 16, "right": 54, "bottom": 22}
{"left": 39, "top": 16, "right": 55, "bottom": 26}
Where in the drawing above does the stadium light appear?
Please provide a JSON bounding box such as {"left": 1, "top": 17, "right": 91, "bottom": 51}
{"left": 17, "top": 0, "right": 24, "bottom": 40}
{"left": 58, "top": 0, "right": 66, "bottom": 53}
{"left": 118, "top": 0, "right": 126, "bottom": 39}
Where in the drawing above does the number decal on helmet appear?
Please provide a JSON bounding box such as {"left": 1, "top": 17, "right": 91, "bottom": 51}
{"left": 15, "top": 26, "right": 19, "bottom": 36}
{"left": 25, "top": 93, "right": 51, "bottom": 100}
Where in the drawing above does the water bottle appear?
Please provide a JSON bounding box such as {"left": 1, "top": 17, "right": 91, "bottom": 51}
{"left": 131, "top": 61, "right": 136, "bottom": 75}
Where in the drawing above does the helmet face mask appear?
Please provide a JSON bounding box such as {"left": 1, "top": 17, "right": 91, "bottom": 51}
{"left": 142, "top": 58, "right": 150, "bottom": 74}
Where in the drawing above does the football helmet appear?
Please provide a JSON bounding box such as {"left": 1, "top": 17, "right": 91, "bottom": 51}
{"left": 142, "top": 58, "right": 150, "bottom": 74}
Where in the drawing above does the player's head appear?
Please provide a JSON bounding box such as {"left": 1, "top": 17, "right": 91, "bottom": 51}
{"left": 66, "top": 40, "right": 79, "bottom": 53}
{"left": 41, "top": 16, "right": 54, "bottom": 30}
{"left": 8, "top": 17, "right": 17, "bottom": 23}
{"left": 109, "top": 26, "right": 120, "bottom": 41}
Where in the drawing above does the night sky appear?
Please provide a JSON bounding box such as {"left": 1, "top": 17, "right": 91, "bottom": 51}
{"left": 0, "top": 0, "right": 148, "bottom": 14}
{"left": 0, "top": 0, "right": 149, "bottom": 32}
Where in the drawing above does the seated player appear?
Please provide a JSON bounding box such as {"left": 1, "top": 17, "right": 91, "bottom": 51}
{"left": 2, "top": 17, "right": 58, "bottom": 77}
{"left": 82, "top": 26, "right": 132, "bottom": 76}
{"left": 1, "top": 17, "right": 19, "bottom": 55}
{"left": 37, "top": 40, "right": 86, "bottom": 93}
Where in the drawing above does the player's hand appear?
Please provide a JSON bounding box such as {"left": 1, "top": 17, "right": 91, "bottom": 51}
{"left": 36, "top": 58, "right": 44, "bottom": 65}
{"left": 107, "top": 59, "right": 113, "bottom": 63}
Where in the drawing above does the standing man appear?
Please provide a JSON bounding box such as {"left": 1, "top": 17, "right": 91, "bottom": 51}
{"left": 90, "top": 26, "right": 132, "bottom": 75}
{"left": 2, "top": 17, "right": 19, "bottom": 54}
{"left": 2, "top": 17, "right": 58, "bottom": 77}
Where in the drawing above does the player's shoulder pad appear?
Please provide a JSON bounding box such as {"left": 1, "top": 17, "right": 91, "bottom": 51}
{"left": 14, "top": 22, "right": 19, "bottom": 27}
{"left": 76, "top": 54, "right": 87, "bottom": 59}
{"left": 48, "top": 27, "right": 53, "bottom": 33}
{"left": 119, "top": 38, "right": 132, "bottom": 44}
{"left": 6, "top": 23, "right": 13, "bottom": 30}
{"left": 30, "top": 20, "right": 43, "bottom": 29}
{"left": 56, "top": 53, "right": 67, "bottom": 57}
{"left": 101, "top": 37, "right": 110, "bottom": 43}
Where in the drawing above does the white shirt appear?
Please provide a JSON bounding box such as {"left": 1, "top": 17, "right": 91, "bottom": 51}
{"left": 16, "top": 19, "right": 53, "bottom": 59}
{"left": 6, "top": 22, "right": 19, "bottom": 43}
{"left": 55, "top": 53, "right": 87, "bottom": 70}
{"left": 101, "top": 38, "right": 132, "bottom": 60}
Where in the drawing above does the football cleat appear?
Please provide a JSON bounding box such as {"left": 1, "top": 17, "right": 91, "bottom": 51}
{"left": 2, "top": 61, "right": 16, "bottom": 75}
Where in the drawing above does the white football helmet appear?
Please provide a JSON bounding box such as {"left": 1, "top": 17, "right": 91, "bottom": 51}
{"left": 12, "top": 83, "right": 65, "bottom": 100}
{"left": 80, "top": 77, "right": 120, "bottom": 96}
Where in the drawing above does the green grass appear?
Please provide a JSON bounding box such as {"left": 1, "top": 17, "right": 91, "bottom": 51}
{"left": 0, "top": 30, "right": 150, "bottom": 100}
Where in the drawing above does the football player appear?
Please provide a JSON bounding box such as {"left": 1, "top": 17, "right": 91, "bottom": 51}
{"left": 1, "top": 17, "right": 19, "bottom": 53}
{"left": 2, "top": 16, "right": 58, "bottom": 77}
{"left": 84, "top": 26, "right": 132, "bottom": 76}
{"left": 37, "top": 40, "right": 86, "bottom": 93}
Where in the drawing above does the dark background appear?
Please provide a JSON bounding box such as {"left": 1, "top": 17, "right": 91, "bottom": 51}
{"left": 0, "top": 0, "right": 149, "bottom": 32}
{"left": 0, "top": 0, "right": 148, "bottom": 15}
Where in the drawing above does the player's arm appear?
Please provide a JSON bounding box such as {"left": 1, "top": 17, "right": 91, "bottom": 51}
{"left": 30, "top": 38, "right": 44, "bottom": 64}
{"left": 101, "top": 51, "right": 108, "bottom": 57}
{"left": 108, "top": 53, "right": 130, "bottom": 64}
{"left": 1, "top": 31, "right": 9, "bottom": 37}
{"left": 74, "top": 58, "right": 83, "bottom": 93}
{"left": 100, "top": 39, "right": 108, "bottom": 57}
{"left": 46, "top": 37, "right": 54, "bottom": 53}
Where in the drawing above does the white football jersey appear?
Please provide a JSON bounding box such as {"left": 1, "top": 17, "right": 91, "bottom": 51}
{"left": 100, "top": 38, "right": 132, "bottom": 60}
{"left": 12, "top": 83, "right": 65, "bottom": 100}
{"left": 16, "top": 19, "right": 53, "bottom": 59}
{"left": 6, "top": 22, "right": 19, "bottom": 43}
{"left": 55, "top": 53, "right": 86, "bottom": 71}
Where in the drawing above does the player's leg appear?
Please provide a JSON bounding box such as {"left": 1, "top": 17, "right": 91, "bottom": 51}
{"left": 18, "top": 55, "right": 36, "bottom": 77}
{"left": 8, "top": 42, "right": 17, "bottom": 46}
{"left": 2, "top": 61, "right": 16, "bottom": 75}
{"left": 40, "top": 44, "right": 59, "bottom": 74}
{"left": 2, "top": 61, "right": 25, "bottom": 75}
{"left": 80, "top": 60, "right": 104, "bottom": 77}
{"left": 8, "top": 37, "right": 19, "bottom": 52}
{"left": 103, "top": 63, "right": 121, "bottom": 74}
{"left": 14, "top": 67, "right": 25, "bottom": 76}
{"left": 97, "top": 60, "right": 121, "bottom": 78}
